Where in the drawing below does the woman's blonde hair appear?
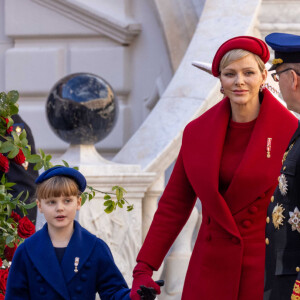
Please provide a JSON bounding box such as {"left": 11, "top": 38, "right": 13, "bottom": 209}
{"left": 219, "top": 49, "right": 266, "bottom": 73}
{"left": 36, "top": 176, "right": 80, "bottom": 200}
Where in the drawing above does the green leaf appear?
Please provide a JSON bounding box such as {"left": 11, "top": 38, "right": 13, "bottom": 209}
{"left": 39, "top": 148, "right": 45, "bottom": 158}
{"left": 22, "top": 147, "right": 31, "bottom": 158}
{"left": 104, "top": 200, "right": 113, "bottom": 206}
{"left": 81, "top": 193, "right": 87, "bottom": 206}
{"left": 115, "top": 188, "right": 123, "bottom": 201}
{"left": 11, "top": 131, "right": 20, "bottom": 144}
{"left": 62, "top": 160, "right": 69, "bottom": 167}
{"left": 7, "top": 90, "right": 19, "bottom": 104}
{"left": 104, "top": 194, "right": 111, "bottom": 200}
{"left": 7, "top": 146, "right": 19, "bottom": 159}
{"left": 23, "top": 201, "right": 37, "bottom": 209}
{"left": 127, "top": 205, "right": 134, "bottom": 211}
{"left": 117, "top": 202, "right": 123, "bottom": 208}
{"left": 19, "top": 129, "right": 27, "bottom": 140}
{"left": 33, "top": 161, "right": 43, "bottom": 170}
{"left": 0, "top": 141, "right": 14, "bottom": 153}
{"left": 5, "top": 182, "right": 16, "bottom": 188}
{"left": 88, "top": 193, "right": 93, "bottom": 201}
{"left": 5, "top": 235, "right": 14, "bottom": 245}
{"left": 104, "top": 205, "right": 114, "bottom": 214}
{"left": 26, "top": 154, "right": 42, "bottom": 163}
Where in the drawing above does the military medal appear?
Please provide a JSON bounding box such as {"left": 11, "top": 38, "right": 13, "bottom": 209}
{"left": 266, "top": 138, "right": 272, "bottom": 158}
{"left": 288, "top": 207, "right": 300, "bottom": 233}
{"left": 272, "top": 203, "right": 285, "bottom": 229}
{"left": 278, "top": 174, "right": 288, "bottom": 196}
{"left": 74, "top": 257, "right": 79, "bottom": 273}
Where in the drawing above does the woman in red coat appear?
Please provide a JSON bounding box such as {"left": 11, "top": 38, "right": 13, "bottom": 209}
{"left": 130, "top": 36, "right": 299, "bottom": 300}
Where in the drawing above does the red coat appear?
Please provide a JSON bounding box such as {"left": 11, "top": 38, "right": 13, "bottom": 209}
{"left": 137, "top": 89, "right": 298, "bottom": 300}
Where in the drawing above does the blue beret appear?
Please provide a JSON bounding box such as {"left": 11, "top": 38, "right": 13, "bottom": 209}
{"left": 265, "top": 33, "right": 300, "bottom": 70}
{"left": 35, "top": 166, "right": 86, "bottom": 192}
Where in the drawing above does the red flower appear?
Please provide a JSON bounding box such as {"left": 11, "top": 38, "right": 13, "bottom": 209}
{"left": 18, "top": 216, "right": 35, "bottom": 238}
{"left": 4, "top": 244, "right": 17, "bottom": 262}
{"left": 12, "top": 149, "right": 25, "bottom": 165}
{"left": 10, "top": 211, "right": 21, "bottom": 223}
{"left": 0, "top": 154, "right": 9, "bottom": 173}
{"left": 4, "top": 118, "right": 12, "bottom": 134}
{"left": 0, "top": 268, "right": 9, "bottom": 294}
{"left": 0, "top": 292, "right": 4, "bottom": 299}
{"left": 0, "top": 258, "right": 2, "bottom": 268}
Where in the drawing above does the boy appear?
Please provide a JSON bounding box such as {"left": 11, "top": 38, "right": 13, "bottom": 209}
{"left": 5, "top": 166, "right": 131, "bottom": 300}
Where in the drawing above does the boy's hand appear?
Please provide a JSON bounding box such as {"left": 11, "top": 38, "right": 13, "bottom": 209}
{"left": 137, "top": 281, "right": 165, "bottom": 300}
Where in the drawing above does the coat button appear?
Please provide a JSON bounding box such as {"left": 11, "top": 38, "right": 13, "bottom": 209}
{"left": 206, "top": 234, "right": 212, "bottom": 242}
{"left": 231, "top": 237, "right": 240, "bottom": 244}
{"left": 80, "top": 273, "right": 87, "bottom": 281}
{"left": 76, "top": 286, "right": 82, "bottom": 294}
{"left": 248, "top": 206, "right": 258, "bottom": 214}
{"left": 297, "top": 267, "right": 300, "bottom": 272}
{"left": 242, "top": 220, "right": 252, "bottom": 228}
{"left": 271, "top": 196, "right": 274, "bottom": 203}
{"left": 266, "top": 217, "right": 270, "bottom": 224}
{"left": 283, "top": 166, "right": 286, "bottom": 171}
{"left": 39, "top": 287, "right": 46, "bottom": 295}
{"left": 265, "top": 238, "right": 269, "bottom": 245}
{"left": 84, "top": 261, "right": 91, "bottom": 269}
{"left": 36, "top": 275, "right": 43, "bottom": 283}
{"left": 259, "top": 192, "right": 266, "bottom": 199}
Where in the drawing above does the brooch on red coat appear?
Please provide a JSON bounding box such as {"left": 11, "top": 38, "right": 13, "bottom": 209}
{"left": 278, "top": 174, "right": 288, "bottom": 196}
{"left": 288, "top": 207, "right": 300, "bottom": 233}
{"left": 266, "top": 138, "right": 272, "bottom": 158}
{"left": 272, "top": 203, "right": 285, "bottom": 229}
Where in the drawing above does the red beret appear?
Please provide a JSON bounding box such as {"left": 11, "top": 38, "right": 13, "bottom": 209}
{"left": 211, "top": 36, "right": 270, "bottom": 77}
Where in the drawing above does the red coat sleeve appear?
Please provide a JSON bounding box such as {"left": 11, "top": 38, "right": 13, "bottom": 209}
{"left": 137, "top": 147, "right": 197, "bottom": 270}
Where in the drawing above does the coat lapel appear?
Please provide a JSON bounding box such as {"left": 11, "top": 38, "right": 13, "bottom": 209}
{"left": 25, "top": 224, "right": 70, "bottom": 300}
{"left": 223, "top": 89, "right": 298, "bottom": 214}
{"left": 61, "top": 221, "right": 97, "bottom": 283}
{"left": 183, "top": 97, "right": 240, "bottom": 237}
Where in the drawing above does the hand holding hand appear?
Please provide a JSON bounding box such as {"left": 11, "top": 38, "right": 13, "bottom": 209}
{"left": 130, "top": 262, "right": 161, "bottom": 300}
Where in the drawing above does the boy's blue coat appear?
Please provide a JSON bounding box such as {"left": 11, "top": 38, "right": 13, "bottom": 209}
{"left": 5, "top": 221, "right": 130, "bottom": 300}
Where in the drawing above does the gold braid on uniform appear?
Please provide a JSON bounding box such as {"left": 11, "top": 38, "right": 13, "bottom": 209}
{"left": 291, "top": 280, "right": 300, "bottom": 299}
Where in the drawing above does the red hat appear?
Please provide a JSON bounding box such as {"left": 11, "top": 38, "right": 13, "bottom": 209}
{"left": 211, "top": 36, "right": 270, "bottom": 77}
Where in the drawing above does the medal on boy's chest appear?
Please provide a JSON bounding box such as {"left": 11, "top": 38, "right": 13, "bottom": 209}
{"left": 74, "top": 257, "right": 79, "bottom": 273}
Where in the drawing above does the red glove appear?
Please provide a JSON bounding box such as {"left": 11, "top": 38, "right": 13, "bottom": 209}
{"left": 130, "top": 262, "right": 161, "bottom": 300}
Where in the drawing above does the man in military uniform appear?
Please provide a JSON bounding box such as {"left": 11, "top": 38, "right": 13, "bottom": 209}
{"left": 264, "top": 33, "right": 300, "bottom": 300}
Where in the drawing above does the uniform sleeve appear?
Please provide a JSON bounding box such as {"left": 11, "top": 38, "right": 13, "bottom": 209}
{"left": 5, "top": 244, "right": 30, "bottom": 300}
{"left": 95, "top": 240, "right": 130, "bottom": 300}
{"left": 137, "top": 148, "right": 197, "bottom": 270}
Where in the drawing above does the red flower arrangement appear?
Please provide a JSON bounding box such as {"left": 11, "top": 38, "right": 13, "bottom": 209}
{"left": 0, "top": 212, "right": 35, "bottom": 297}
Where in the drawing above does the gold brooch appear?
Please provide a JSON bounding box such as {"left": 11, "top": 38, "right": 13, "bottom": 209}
{"left": 266, "top": 138, "right": 272, "bottom": 158}
{"left": 272, "top": 58, "right": 283, "bottom": 65}
{"left": 74, "top": 257, "right": 79, "bottom": 273}
{"left": 272, "top": 203, "right": 285, "bottom": 229}
{"left": 289, "top": 207, "right": 300, "bottom": 233}
{"left": 278, "top": 174, "right": 288, "bottom": 196}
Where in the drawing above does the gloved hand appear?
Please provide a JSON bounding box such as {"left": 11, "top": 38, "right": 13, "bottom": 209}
{"left": 137, "top": 280, "right": 165, "bottom": 300}
{"left": 130, "top": 262, "right": 161, "bottom": 300}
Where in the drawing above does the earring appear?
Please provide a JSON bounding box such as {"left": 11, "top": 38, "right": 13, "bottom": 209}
{"left": 220, "top": 86, "right": 224, "bottom": 94}
{"left": 259, "top": 84, "right": 265, "bottom": 92}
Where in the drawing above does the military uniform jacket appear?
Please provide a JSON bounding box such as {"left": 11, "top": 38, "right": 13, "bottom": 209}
{"left": 137, "top": 89, "right": 298, "bottom": 300}
{"left": 5, "top": 221, "right": 130, "bottom": 300}
{"left": 264, "top": 122, "right": 300, "bottom": 300}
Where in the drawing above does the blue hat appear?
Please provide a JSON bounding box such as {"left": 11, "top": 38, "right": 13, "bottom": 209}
{"left": 35, "top": 166, "right": 86, "bottom": 192}
{"left": 265, "top": 32, "right": 300, "bottom": 70}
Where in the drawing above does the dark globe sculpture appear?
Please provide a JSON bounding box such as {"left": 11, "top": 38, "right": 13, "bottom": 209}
{"left": 46, "top": 73, "right": 118, "bottom": 145}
